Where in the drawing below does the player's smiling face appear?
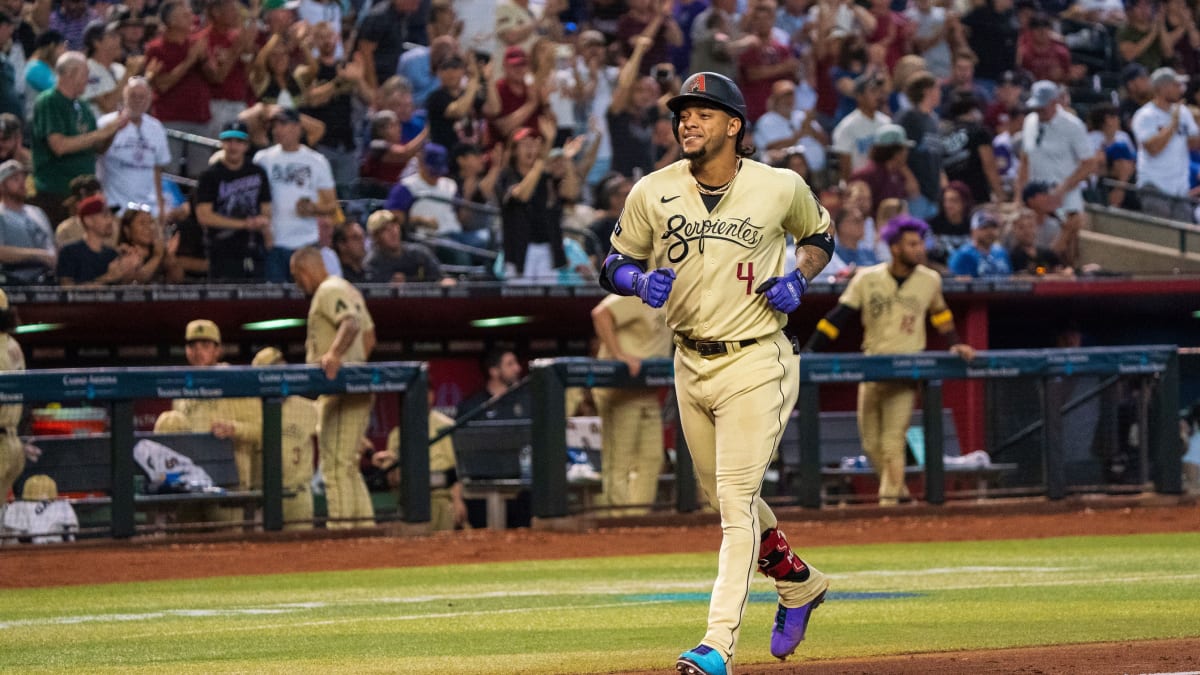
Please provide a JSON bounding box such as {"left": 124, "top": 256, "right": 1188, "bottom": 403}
{"left": 677, "top": 105, "right": 739, "bottom": 160}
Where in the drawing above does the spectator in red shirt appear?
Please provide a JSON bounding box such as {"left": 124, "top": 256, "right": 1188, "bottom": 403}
{"left": 1017, "top": 13, "right": 1072, "bottom": 83}
{"left": 482, "top": 46, "right": 546, "bottom": 146}
{"left": 737, "top": 0, "right": 798, "bottom": 122}
{"left": 616, "top": 0, "right": 683, "bottom": 77}
{"left": 202, "top": 0, "right": 258, "bottom": 134}
{"left": 145, "top": 0, "right": 213, "bottom": 178}
{"left": 866, "top": 0, "right": 910, "bottom": 72}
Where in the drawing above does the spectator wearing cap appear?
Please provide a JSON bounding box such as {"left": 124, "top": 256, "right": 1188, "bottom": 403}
{"left": 961, "top": 0, "right": 1018, "bottom": 86}
{"left": 1020, "top": 180, "right": 1073, "bottom": 261}
{"left": 195, "top": 121, "right": 272, "bottom": 281}
{"left": 403, "top": 142, "right": 486, "bottom": 265}
{"left": 498, "top": 123, "right": 580, "bottom": 282}
{"left": 0, "top": 160, "right": 56, "bottom": 284}
{"left": 97, "top": 77, "right": 171, "bottom": 218}
{"left": 1118, "top": 0, "right": 1167, "bottom": 71}
{"left": 1008, "top": 206, "right": 1066, "bottom": 276}
{"left": 32, "top": 51, "right": 127, "bottom": 226}
{"left": 896, "top": 71, "right": 943, "bottom": 220}
{"left": 253, "top": 107, "right": 337, "bottom": 282}
{"left": 424, "top": 49, "right": 480, "bottom": 152}
{"left": 54, "top": 174, "right": 107, "bottom": 247}
{"left": 0, "top": 12, "right": 22, "bottom": 118}
{"left": 363, "top": 209, "right": 447, "bottom": 283}
{"left": 482, "top": 45, "right": 546, "bottom": 145}
{"left": 82, "top": 19, "right": 130, "bottom": 119}
{"left": 1017, "top": 13, "right": 1072, "bottom": 84}
{"left": 0, "top": 113, "right": 26, "bottom": 165}
{"left": 755, "top": 78, "right": 828, "bottom": 171}
{"left": 736, "top": 0, "right": 798, "bottom": 122}
{"left": 355, "top": 0, "right": 429, "bottom": 89}
{"left": 49, "top": 0, "right": 102, "bottom": 51}
{"left": 606, "top": 34, "right": 659, "bottom": 180}
{"left": 202, "top": 0, "right": 259, "bottom": 135}
{"left": 332, "top": 220, "right": 370, "bottom": 283}
{"left": 1132, "top": 67, "right": 1200, "bottom": 223}
{"left": 1119, "top": 63, "right": 1153, "bottom": 128}
{"left": 982, "top": 69, "right": 1024, "bottom": 132}
{"left": 942, "top": 91, "right": 1005, "bottom": 204}
{"left": 23, "top": 30, "right": 65, "bottom": 121}
{"left": 832, "top": 72, "right": 891, "bottom": 182}
{"left": 1016, "top": 79, "right": 1094, "bottom": 265}
{"left": 948, "top": 207, "right": 1012, "bottom": 277}
{"left": 145, "top": 0, "right": 214, "bottom": 178}
{"left": 850, "top": 124, "right": 920, "bottom": 216}
{"left": 297, "top": 20, "right": 373, "bottom": 194}
{"left": 56, "top": 194, "right": 140, "bottom": 285}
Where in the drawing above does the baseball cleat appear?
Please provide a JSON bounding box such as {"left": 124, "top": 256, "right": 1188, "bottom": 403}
{"left": 770, "top": 590, "right": 827, "bottom": 660}
{"left": 676, "top": 644, "right": 727, "bottom": 675}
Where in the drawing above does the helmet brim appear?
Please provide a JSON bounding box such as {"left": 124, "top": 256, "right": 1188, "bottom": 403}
{"left": 666, "top": 93, "right": 744, "bottom": 122}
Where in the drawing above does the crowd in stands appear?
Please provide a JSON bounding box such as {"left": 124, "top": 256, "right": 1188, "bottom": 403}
{"left": 0, "top": 0, "right": 1199, "bottom": 288}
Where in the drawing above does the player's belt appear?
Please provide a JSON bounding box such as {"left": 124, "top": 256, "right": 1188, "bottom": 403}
{"left": 676, "top": 335, "right": 757, "bottom": 358}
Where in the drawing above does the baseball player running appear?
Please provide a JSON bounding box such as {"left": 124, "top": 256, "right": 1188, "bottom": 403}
{"left": 291, "top": 246, "right": 377, "bottom": 529}
{"left": 803, "top": 217, "right": 976, "bottom": 504}
{"left": 600, "top": 72, "right": 834, "bottom": 675}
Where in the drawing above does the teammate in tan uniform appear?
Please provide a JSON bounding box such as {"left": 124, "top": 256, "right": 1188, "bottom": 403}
{"left": 0, "top": 290, "right": 39, "bottom": 515}
{"left": 171, "top": 320, "right": 264, "bottom": 491}
{"left": 379, "top": 400, "right": 468, "bottom": 532}
{"left": 599, "top": 72, "right": 834, "bottom": 675}
{"left": 252, "top": 347, "right": 318, "bottom": 530}
{"left": 591, "top": 294, "right": 673, "bottom": 515}
{"left": 804, "top": 216, "right": 976, "bottom": 504}
{"left": 290, "top": 246, "right": 377, "bottom": 529}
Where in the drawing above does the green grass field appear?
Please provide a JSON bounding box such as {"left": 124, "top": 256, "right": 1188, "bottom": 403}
{"left": 2, "top": 532, "right": 1199, "bottom": 674}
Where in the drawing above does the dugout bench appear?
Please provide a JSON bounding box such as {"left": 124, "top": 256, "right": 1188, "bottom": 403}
{"left": 777, "top": 409, "right": 1019, "bottom": 505}
{"left": 13, "top": 433, "right": 263, "bottom": 532}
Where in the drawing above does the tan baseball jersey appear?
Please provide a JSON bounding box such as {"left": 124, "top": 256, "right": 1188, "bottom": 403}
{"left": 280, "top": 396, "right": 317, "bottom": 490}
{"left": 839, "top": 263, "right": 950, "bottom": 355}
{"left": 596, "top": 294, "right": 673, "bottom": 361}
{"left": 611, "top": 159, "right": 830, "bottom": 341}
{"left": 306, "top": 276, "right": 375, "bottom": 365}
{"left": 386, "top": 410, "right": 457, "bottom": 475}
{"left": 0, "top": 334, "right": 25, "bottom": 428}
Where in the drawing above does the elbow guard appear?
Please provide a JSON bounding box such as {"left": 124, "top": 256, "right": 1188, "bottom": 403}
{"left": 599, "top": 252, "right": 646, "bottom": 295}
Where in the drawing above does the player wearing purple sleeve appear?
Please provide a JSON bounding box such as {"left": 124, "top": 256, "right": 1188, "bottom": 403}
{"left": 599, "top": 72, "right": 834, "bottom": 675}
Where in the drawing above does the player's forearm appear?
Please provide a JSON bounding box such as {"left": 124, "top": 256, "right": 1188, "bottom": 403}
{"left": 327, "top": 317, "right": 361, "bottom": 359}
{"left": 795, "top": 243, "right": 832, "bottom": 282}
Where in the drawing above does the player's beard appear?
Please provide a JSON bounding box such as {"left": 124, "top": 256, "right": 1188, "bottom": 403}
{"left": 681, "top": 145, "right": 707, "bottom": 161}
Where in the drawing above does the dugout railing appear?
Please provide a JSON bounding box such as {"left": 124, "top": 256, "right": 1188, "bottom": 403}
{"left": 0, "top": 363, "right": 430, "bottom": 539}
{"left": 526, "top": 345, "right": 1182, "bottom": 519}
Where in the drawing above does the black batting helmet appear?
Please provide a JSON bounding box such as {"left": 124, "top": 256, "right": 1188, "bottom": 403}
{"left": 666, "top": 72, "right": 748, "bottom": 144}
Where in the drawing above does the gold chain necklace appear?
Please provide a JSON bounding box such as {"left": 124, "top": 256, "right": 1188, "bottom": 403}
{"left": 694, "top": 159, "right": 742, "bottom": 196}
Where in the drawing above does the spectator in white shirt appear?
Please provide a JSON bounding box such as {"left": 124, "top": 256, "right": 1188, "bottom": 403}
{"left": 97, "top": 77, "right": 171, "bottom": 218}
{"left": 1131, "top": 67, "right": 1200, "bottom": 223}
{"left": 754, "top": 79, "right": 828, "bottom": 172}
{"left": 253, "top": 107, "right": 338, "bottom": 282}
{"left": 832, "top": 73, "right": 891, "bottom": 182}
{"left": 402, "top": 142, "right": 489, "bottom": 264}
{"left": 1015, "top": 80, "right": 1095, "bottom": 266}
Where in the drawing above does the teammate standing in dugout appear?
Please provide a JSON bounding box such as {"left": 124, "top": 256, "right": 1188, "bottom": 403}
{"left": 599, "top": 71, "right": 834, "bottom": 675}
{"left": 804, "top": 216, "right": 976, "bottom": 505}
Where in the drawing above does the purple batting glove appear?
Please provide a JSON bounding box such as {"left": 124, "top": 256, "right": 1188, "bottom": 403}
{"left": 755, "top": 269, "right": 808, "bottom": 314}
{"left": 634, "top": 268, "right": 676, "bottom": 308}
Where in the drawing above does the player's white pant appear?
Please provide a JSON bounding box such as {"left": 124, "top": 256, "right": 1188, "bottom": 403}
{"left": 674, "top": 332, "right": 813, "bottom": 659}
{"left": 857, "top": 380, "right": 917, "bottom": 505}
{"left": 593, "top": 387, "right": 662, "bottom": 516}
{"left": 317, "top": 393, "right": 375, "bottom": 529}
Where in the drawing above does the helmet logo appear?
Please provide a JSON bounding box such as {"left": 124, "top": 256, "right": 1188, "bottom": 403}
{"left": 690, "top": 74, "right": 706, "bottom": 93}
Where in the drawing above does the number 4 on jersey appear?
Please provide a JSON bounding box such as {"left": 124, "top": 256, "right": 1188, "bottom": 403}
{"left": 737, "top": 262, "right": 754, "bottom": 295}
